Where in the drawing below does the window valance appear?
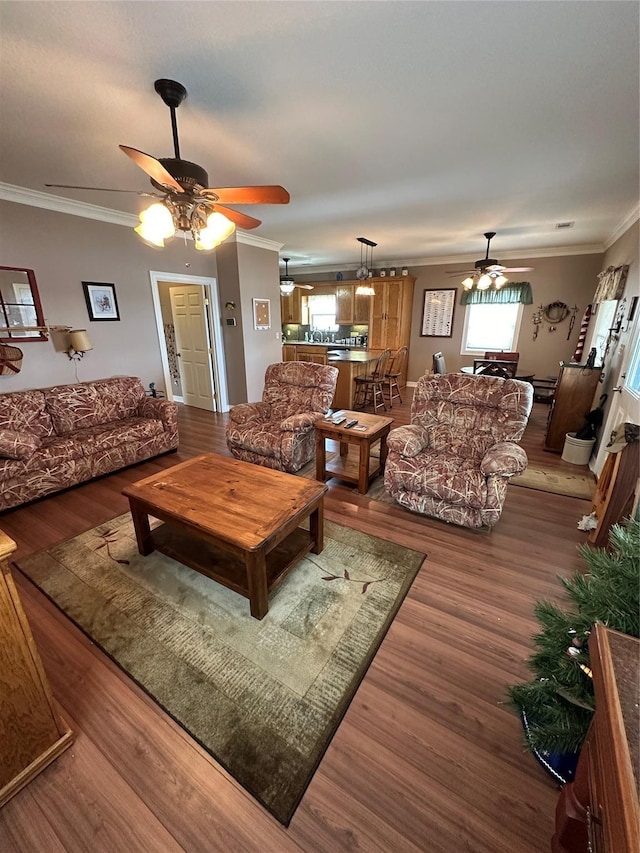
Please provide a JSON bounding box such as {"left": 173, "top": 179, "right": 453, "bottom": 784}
{"left": 593, "top": 264, "right": 629, "bottom": 303}
{"left": 460, "top": 282, "right": 533, "bottom": 305}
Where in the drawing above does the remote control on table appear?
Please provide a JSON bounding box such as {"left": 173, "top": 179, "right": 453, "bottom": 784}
{"left": 332, "top": 416, "right": 347, "bottom": 425}
{"left": 343, "top": 419, "right": 358, "bottom": 429}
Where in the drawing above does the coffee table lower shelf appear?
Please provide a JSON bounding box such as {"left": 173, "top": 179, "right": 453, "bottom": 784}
{"left": 150, "top": 522, "right": 315, "bottom": 608}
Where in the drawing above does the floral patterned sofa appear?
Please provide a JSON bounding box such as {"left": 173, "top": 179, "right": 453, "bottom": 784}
{"left": 0, "top": 376, "right": 178, "bottom": 511}
{"left": 226, "top": 361, "right": 338, "bottom": 473}
{"left": 384, "top": 372, "right": 533, "bottom": 528}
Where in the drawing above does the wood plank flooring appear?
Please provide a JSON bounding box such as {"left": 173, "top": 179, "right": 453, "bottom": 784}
{"left": 0, "top": 394, "right": 595, "bottom": 852}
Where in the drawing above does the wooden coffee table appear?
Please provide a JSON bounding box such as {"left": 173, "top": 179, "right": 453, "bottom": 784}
{"left": 122, "top": 453, "right": 326, "bottom": 620}
{"left": 315, "top": 410, "right": 394, "bottom": 494}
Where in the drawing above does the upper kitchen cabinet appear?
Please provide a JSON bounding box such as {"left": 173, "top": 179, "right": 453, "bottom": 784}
{"left": 335, "top": 283, "right": 371, "bottom": 325}
{"left": 280, "top": 288, "right": 302, "bottom": 324}
{"left": 368, "top": 276, "right": 415, "bottom": 351}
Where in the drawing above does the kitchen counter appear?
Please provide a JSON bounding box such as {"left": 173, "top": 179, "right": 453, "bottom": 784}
{"left": 327, "top": 351, "right": 375, "bottom": 363}
{"left": 286, "top": 341, "right": 363, "bottom": 350}
{"left": 328, "top": 352, "right": 378, "bottom": 409}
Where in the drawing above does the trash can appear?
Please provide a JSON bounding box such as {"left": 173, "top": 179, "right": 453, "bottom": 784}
{"left": 561, "top": 432, "right": 596, "bottom": 465}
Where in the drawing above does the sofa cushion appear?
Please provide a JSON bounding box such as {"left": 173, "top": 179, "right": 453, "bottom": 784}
{"left": 43, "top": 377, "right": 146, "bottom": 435}
{"left": 73, "top": 417, "right": 164, "bottom": 455}
{"left": 226, "top": 421, "right": 281, "bottom": 460}
{"left": 0, "top": 389, "right": 55, "bottom": 438}
{"left": 386, "top": 449, "right": 488, "bottom": 509}
{"left": 0, "top": 429, "right": 42, "bottom": 460}
{"left": 93, "top": 377, "right": 146, "bottom": 420}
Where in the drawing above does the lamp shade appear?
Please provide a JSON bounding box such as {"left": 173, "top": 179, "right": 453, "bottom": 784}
{"left": 69, "top": 329, "right": 93, "bottom": 353}
{"left": 135, "top": 202, "right": 176, "bottom": 247}
{"left": 195, "top": 211, "right": 235, "bottom": 251}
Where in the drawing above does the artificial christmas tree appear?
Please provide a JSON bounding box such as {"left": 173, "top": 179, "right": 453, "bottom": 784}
{"left": 509, "top": 517, "right": 639, "bottom": 780}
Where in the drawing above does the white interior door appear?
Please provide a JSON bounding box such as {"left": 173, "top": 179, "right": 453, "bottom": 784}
{"left": 170, "top": 285, "right": 216, "bottom": 411}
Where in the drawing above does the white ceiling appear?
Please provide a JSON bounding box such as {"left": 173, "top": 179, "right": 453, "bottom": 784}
{"left": 1, "top": 1, "right": 638, "bottom": 272}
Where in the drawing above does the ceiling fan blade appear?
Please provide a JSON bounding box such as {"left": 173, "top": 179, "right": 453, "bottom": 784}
{"left": 446, "top": 270, "right": 475, "bottom": 276}
{"left": 503, "top": 266, "right": 534, "bottom": 273}
{"left": 212, "top": 204, "right": 261, "bottom": 230}
{"left": 119, "top": 145, "right": 184, "bottom": 193}
{"left": 45, "top": 184, "right": 158, "bottom": 197}
{"left": 296, "top": 284, "right": 314, "bottom": 290}
{"left": 201, "top": 186, "right": 290, "bottom": 204}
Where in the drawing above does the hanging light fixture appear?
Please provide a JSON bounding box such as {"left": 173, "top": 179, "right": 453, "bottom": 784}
{"left": 457, "top": 232, "right": 531, "bottom": 292}
{"left": 355, "top": 237, "right": 377, "bottom": 295}
{"left": 135, "top": 198, "right": 235, "bottom": 251}
{"left": 279, "top": 258, "right": 296, "bottom": 295}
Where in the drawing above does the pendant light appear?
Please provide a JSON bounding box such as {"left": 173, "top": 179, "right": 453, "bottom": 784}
{"left": 355, "top": 237, "right": 376, "bottom": 295}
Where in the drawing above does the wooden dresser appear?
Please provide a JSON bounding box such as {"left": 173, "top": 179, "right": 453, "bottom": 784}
{"left": 544, "top": 363, "right": 602, "bottom": 452}
{"left": 552, "top": 624, "right": 639, "bottom": 853}
{"left": 0, "top": 531, "right": 73, "bottom": 806}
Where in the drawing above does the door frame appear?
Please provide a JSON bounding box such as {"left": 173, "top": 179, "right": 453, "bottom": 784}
{"left": 149, "top": 270, "right": 229, "bottom": 412}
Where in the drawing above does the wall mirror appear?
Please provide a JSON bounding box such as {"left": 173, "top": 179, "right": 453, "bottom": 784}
{"left": 0, "top": 267, "right": 47, "bottom": 342}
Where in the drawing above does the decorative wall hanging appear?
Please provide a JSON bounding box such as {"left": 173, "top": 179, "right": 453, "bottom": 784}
{"left": 532, "top": 301, "right": 577, "bottom": 339}
{"left": 420, "top": 289, "right": 456, "bottom": 337}
{"left": 572, "top": 305, "right": 592, "bottom": 361}
{"left": 253, "top": 298, "right": 271, "bottom": 330}
{"left": 82, "top": 282, "right": 120, "bottom": 321}
{"left": 0, "top": 343, "right": 23, "bottom": 375}
{"left": 593, "top": 264, "right": 629, "bottom": 303}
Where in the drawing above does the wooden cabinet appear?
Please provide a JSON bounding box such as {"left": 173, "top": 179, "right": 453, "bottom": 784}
{"left": 368, "top": 276, "right": 414, "bottom": 352}
{"left": 335, "top": 284, "right": 371, "bottom": 325}
{"left": 544, "top": 363, "right": 602, "bottom": 452}
{"left": 0, "top": 531, "right": 73, "bottom": 806}
{"left": 295, "top": 345, "right": 327, "bottom": 366}
{"left": 280, "top": 289, "right": 302, "bottom": 324}
{"left": 552, "top": 625, "right": 639, "bottom": 853}
{"left": 282, "top": 344, "right": 296, "bottom": 362}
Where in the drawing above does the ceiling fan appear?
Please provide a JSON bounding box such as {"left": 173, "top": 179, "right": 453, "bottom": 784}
{"left": 447, "top": 232, "right": 534, "bottom": 290}
{"left": 46, "top": 79, "right": 289, "bottom": 247}
{"left": 280, "top": 258, "right": 313, "bottom": 294}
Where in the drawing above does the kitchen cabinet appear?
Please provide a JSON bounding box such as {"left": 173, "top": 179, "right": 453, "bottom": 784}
{"left": 0, "top": 530, "right": 73, "bottom": 806}
{"left": 367, "top": 277, "right": 415, "bottom": 390}
{"left": 280, "top": 289, "right": 302, "bottom": 324}
{"left": 544, "top": 363, "right": 602, "bottom": 452}
{"left": 336, "top": 284, "right": 371, "bottom": 325}
{"left": 282, "top": 344, "right": 296, "bottom": 362}
{"left": 295, "top": 345, "right": 327, "bottom": 366}
{"left": 552, "top": 625, "right": 639, "bottom": 853}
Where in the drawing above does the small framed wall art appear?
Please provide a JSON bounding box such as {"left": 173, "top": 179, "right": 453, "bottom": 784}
{"left": 253, "top": 298, "right": 271, "bottom": 330}
{"left": 420, "top": 288, "right": 456, "bottom": 337}
{"left": 82, "top": 282, "right": 120, "bottom": 321}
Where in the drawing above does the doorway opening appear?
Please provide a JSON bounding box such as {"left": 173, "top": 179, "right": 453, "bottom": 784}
{"left": 149, "top": 271, "right": 229, "bottom": 412}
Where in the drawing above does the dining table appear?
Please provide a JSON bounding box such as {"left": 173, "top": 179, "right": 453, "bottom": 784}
{"left": 460, "top": 365, "right": 535, "bottom": 382}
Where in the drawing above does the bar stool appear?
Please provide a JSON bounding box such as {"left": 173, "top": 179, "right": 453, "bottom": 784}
{"left": 384, "top": 346, "right": 408, "bottom": 407}
{"left": 353, "top": 349, "right": 392, "bottom": 413}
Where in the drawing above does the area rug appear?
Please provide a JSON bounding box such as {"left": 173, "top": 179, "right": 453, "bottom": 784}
{"left": 510, "top": 464, "right": 595, "bottom": 500}
{"left": 14, "top": 514, "right": 425, "bottom": 825}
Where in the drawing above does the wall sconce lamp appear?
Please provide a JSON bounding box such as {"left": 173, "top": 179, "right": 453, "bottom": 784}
{"left": 67, "top": 329, "right": 93, "bottom": 360}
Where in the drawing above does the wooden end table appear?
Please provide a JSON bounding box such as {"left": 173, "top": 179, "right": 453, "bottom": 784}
{"left": 122, "top": 454, "right": 326, "bottom": 620}
{"left": 315, "top": 410, "right": 394, "bottom": 494}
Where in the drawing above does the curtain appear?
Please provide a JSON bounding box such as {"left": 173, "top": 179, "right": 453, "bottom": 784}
{"left": 460, "top": 282, "right": 533, "bottom": 305}
{"left": 593, "top": 265, "right": 629, "bottom": 303}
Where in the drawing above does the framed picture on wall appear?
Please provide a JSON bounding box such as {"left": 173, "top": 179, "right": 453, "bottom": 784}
{"left": 82, "top": 282, "right": 120, "bottom": 321}
{"left": 420, "top": 288, "right": 456, "bottom": 337}
{"left": 253, "top": 298, "right": 271, "bottom": 330}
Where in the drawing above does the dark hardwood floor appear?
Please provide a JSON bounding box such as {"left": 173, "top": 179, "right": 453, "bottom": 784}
{"left": 0, "top": 393, "right": 595, "bottom": 852}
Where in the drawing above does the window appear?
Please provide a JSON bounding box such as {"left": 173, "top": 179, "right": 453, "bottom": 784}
{"left": 590, "top": 300, "right": 617, "bottom": 363}
{"left": 461, "top": 303, "right": 523, "bottom": 355}
{"left": 624, "top": 332, "right": 640, "bottom": 398}
{"left": 308, "top": 294, "right": 337, "bottom": 331}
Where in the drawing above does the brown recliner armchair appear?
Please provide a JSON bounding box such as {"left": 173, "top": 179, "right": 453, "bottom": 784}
{"left": 384, "top": 372, "right": 533, "bottom": 528}
{"left": 226, "top": 362, "right": 338, "bottom": 473}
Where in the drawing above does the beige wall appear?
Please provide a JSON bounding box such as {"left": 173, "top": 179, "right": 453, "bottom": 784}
{"left": 0, "top": 201, "right": 282, "bottom": 403}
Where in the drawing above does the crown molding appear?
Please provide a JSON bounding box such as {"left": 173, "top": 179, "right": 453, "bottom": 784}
{"left": 291, "top": 243, "right": 605, "bottom": 275}
{"left": 604, "top": 202, "right": 640, "bottom": 250}
{"left": 233, "top": 232, "right": 283, "bottom": 252}
{"left": 0, "top": 181, "right": 139, "bottom": 227}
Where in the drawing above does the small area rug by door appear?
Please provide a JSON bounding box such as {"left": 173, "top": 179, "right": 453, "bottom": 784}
{"left": 15, "top": 514, "right": 425, "bottom": 825}
{"left": 510, "top": 464, "right": 595, "bottom": 500}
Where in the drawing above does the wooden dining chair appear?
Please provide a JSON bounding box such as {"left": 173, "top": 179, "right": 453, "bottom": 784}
{"left": 384, "top": 346, "right": 408, "bottom": 408}
{"left": 353, "top": 349, "right": 392, "bottom": 413}
{"left": 473, "top": 358, "right": 518, "bottom": 379}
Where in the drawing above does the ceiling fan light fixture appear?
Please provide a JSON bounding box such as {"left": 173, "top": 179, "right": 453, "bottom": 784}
{"left": 477, "top": 273, "right": 492, "bottom": 290}
{"left": 134, "top": 201, "right": 176, "bottom": 246}
{"left": 194, "top": 210, "right": 235, "bottom": 251}
{"left": 494, "top": 274, "right": 508, "bottom": 289}
{"left": 461, "top": 276, "right": 475, "bottom": 290}
{"left": 279, "top": 281, "right": 296, "bottom": 295}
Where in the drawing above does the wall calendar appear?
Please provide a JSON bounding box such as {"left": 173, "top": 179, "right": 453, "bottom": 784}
{"left": 420, "top": 288, "right": 457, "bottom": 337}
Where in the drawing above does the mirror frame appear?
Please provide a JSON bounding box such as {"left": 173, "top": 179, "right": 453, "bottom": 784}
{"left": 0, "top": 266, "right": 47, "bottom": 342}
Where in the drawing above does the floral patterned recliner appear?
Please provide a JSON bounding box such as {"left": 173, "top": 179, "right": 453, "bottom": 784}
{"left": 226, "top": 361, "right": 338, "bottom": 473}
{"left": 384, "top": 372, "right": 533, "bottom": 528}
